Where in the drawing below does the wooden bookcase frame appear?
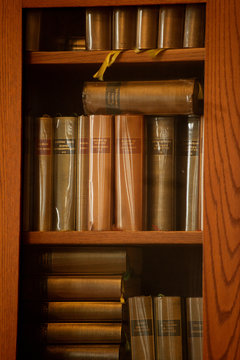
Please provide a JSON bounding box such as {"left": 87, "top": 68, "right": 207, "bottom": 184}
{"left": 0, "top": 0, "right": 239, "bottom": 359}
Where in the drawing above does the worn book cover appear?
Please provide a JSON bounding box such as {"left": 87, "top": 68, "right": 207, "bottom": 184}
{"left": 186, "top": 297, "right": 203, "bottom": 360}
{"left": 158, "top": 5, "right": 184, "bottom": 48}
{"left": 183, "top": 4, "right": 205, "bottom": 48}
{"left": 112, "top": 7, "right": 137, "bottom": 50}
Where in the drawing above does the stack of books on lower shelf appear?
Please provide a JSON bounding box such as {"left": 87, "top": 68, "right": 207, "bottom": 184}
{"left": 20, "top": 247, "right": 142, "bottom": 360}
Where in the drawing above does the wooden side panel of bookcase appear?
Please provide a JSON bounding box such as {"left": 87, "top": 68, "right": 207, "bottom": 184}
{"left": 0, "top": 1, "right": 22, "bottom": 360}
{"left": 204, "top": 0, "right": 240, "bottom": 359}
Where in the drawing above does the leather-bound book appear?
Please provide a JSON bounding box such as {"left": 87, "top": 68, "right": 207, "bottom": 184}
{"left": 176, "top": 115, "right": 200, "bottom": 231}
{"left": 112, "top": 7, "right": 137, "bottom": 50}
{"left": 89, "top": 115, "right": 113, "bottom": 230}
{"left": 53, "top": 116, "right": 77, "bottom": 231}
{"left": 186, "top": 297, "right": 203, "bottom": 360}
{"left": 154, "top": 296, "right": 183, "bottom": 360}
{"left": 33, "top": 115, "right": 53, "bottom": 231}
{"left": 128, "top": 296, "right": 155, "bottom": 360}
{"left": 158, "top": 5, "right": 184, "bottom": 48}
{"left": 22, "top": 301, "right": 122, "bottom": 322}
{"left": 115, "top": 115, "right": 144, "bottom": 230}
{"left": 147, "top": 116, "right": 175, "bottom": 231}
{"left": 76, "top": 115, "right": 89, "bottom": 231}
{"left": 82, "top": 79, "right": 200, "bottom": 115}
{"left": 136, "top": 6, "right": 159, "bottom": 49}
{"left": 23, "top": 276, "right": 122, "bottom": 301}
{"left": 44, "top": 345, "right": 120, "bottom": 359}
{"left": 86, "top": 8, "right": 111, "bottom": 50}
{"left": 183, "top": 4, "right": 205, "bottom": 48}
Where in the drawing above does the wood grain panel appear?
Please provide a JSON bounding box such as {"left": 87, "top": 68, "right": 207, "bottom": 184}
{"left": 204, "top": 0, "right": 240, "bottom": 359}
{"left": 0, "top": 1, "right": 22, "bottom": 360}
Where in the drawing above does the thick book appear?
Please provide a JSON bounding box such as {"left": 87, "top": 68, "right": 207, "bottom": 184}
{"left": 136, "top": 6, "right": 158, "bottom": 50}
{"left": 23, "top": 276, "right": 122, "bottom": 301}
{"left": 176, "top": 115, "right": 200, "bottom": 231}
{"left": 158, "top": 5, "right": 184, "bottom": 48}
{"left": 183, "top": 4, "right": 205, "bottom": 48}
{"left": 115, "top": 115, "right": 144, "bottom": 230}
{"left": 186, "top": 297, "right": 203, "bottom": 360}
{"left": 33, "top": 115, "right": 53, "bottom": 231}
{"left": 43, "top": 345, "right": 120, "bottom": 359}
{"left": 53, "top": 116, "right": 77, "bottom": 231}
{"left": 147, "top": 116, "right": 175, "bottom": 231}
{"left": 22, "top": 301, "right": 123, "bottom": 322}
{"left": 89, "top": 115, "right": 113, "bottom": 230}
{"left": 82, "top": 80, "right": 200, "bottom": 116}
{"left": 76, "top": 115, "right": 89, "bottom": 230}
{"left": 86, "top": 8, "right": 111, "bottom": 50}
{"left": 112, "top": 7, "right": 137, "bottom": 50}
{"left": 154, "top": 296, "right": 183, "bottom": 360}
{"left": 128, "top": 296, "right": 155, "bottom": 360}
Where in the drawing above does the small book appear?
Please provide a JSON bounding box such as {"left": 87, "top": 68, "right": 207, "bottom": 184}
{"left": 43, "top": 345, "right": 120, "bottom": 359}
{"left": 183, "top": 4, "right": 205, "bottom": 48}
{"left": 86, "top": 8, "right": 111, "bottom": 50}
{"left": 112, "top": 7, "right": 137, "bottom": 50}
{"left": 186, "top": 297, "right": 203, "bottom": 360}
{"left": 158, "top": 5, "right": 185, "bottom": 48}
{"left": 128, "top": 296, "right": 155, "bottom": 360}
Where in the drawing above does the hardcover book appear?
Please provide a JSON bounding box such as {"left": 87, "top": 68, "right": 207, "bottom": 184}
{"left": 158, "top": 5, "right": 184, "bottom": 48}
{"left": 86, "top": 8, "right": 111, "bottom": 50}
{"left": 43, "top": 345, "right": 120, "bottom": 359}
{"left": 112, "top": 7, "right": 137, "bottom": 50}
{"left": 186, "top": 297, "right": 203, "bottom": 360}
{"left": 136, "top": 6, "right": 158, "bottom": 49}
{"left": 183, "top": 4, "right": 205, "bottom": 48}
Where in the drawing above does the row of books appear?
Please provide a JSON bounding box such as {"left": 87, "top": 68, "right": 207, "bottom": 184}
{"left": 25, "top": 4, "right": 205, "bottom": 52}
{"left": 23, "top": 112, "right": 202, "bottom": 232}
{"left": 129, "top": 295, "right": 203, "bottom": 360}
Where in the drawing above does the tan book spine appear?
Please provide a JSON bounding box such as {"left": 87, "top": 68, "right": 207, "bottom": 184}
{"left": 89, "top": 115, "right": 113, "bottom": 230}
{"left": 82, "top": 80, "right": 200, "bottom": 116}
{"left": 33, "top": 115, "right": 53, "bottom": 231}
{"left": 136, "top": 7, "right": 158, "bottom": 49}
{"left": 44, "top": 345, "right": 120, "bottom": 359}
{"left": 148, "top": 116, "right": 175, "bottom": 231}
{"left": 24, "top": 301, "right": 122, "bottom": 322}
{"left": 183, "top": 4, "right": 205, "bottom": 48}
{"left": 154, "top": 296, "right": 182, "bottom": 360}
{"left": 115, "top": 115, "right": 144, "bottom": 230}
{"left": 128, "top": 296, "right": 155, "bottom": 360}
{"left": 53, "top": 116, "right": 77, "bottom": 231}
{"left": 112, "top": 7, "right": 137, "bottom": 50}
{"left": 186, "top": 297, "right": 203, "bottom": 360}
{"left": 76, "top": 115, "right": 89, "bottom": 230}
{"left": 176, "top": 115, "right": 200, "bottom": 231}
{"left": 158, "top": 5, "right": 185, "bottom": 48}
{"left": 25, "top": 9, "right": 42, "bottom": 51}
{"left": 86, "top": 8, "right": 111, "bottom": 50}
{"left": 23, "top": 276, "right": 122, "bottom": 301}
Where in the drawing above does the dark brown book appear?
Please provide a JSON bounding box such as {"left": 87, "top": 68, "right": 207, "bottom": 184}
{"left": 86, "top": 8, "right": 111, "bottom": 50}
{"left": 147, "top": 116, "right": 175, "bottom": 231}
{"left": 158, "top": 5, "right": 185, "bottom": 48}
{"left": 82, "top": 80, "right": 200, "bottom": 116}
{"left": 136, "top": 6, "right": 158, "bottom": 49}
{"left": 176, "top": 115, "right": 200, "bottom": 231}
{"left": 76, "top": 115, "right": 89, "bottom": 230}
{"left": 44, "top": 345, "right": 120, "bottom": 359}
{"left": 53, "top": 116, "right": 77, "bottom": 231}
{"left": 183, "top": 4, "right": 205, "bottom": 48}
{"left": 128, "top": 296, "right": 155, "bottom": 360}
{"left": 186, "top": 297, "right": 203, "bottom": 360}
{"left": 154, "top": 296, "right": 183, "bottom": 360}
{"left": 112, "top": 7, "right": 137, "bottom": 50}
{"left": 89, "top": 115, "right": 113, "bottom": 230}
{"left": 33, "top": 115, "right": 53, "bottom": 231}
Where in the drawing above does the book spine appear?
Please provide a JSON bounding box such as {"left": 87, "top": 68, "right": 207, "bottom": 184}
{"left": 53, "top": 116, "right": 77, "bottom": 230}
{"left": 176, "top": 115, "right": 200, "bottom": 231}
{"left": 76, "top": 115, "right": 89, "bottom": 230}
{"left": 25, "top": 9, "right": 42, "bottom": 51}
{"left": 158, "top": 5, "right": 185, "bottom": 48}
{"left": 33, "top": 115, "right": 53, "bottom": 231}
{"left": 82, "top": 79, "right": 199, "bottom": 116}
{"left": 86, "top": 8, "right": 111, "bottom": 50}
{"left": 115, "top": 115, "right": 144, "bottom": 230}
{"left": 44, "top": 345, "right": 120, "bottom": 360}
{"left": 183, "top": 4, "right": 205, "bottom": 48}
{"left": 148, "top": 116, "right": 175, "bottom": 231}
{"left": 136, "top": 6, "right": 158, "bottom": 50}
{"left": 89, "top": 115, "right": 113, "bottom": 230}
{"left": 128, "top": 296, "right": 155, "bottom": 360}
{"left": 186, "top": 297, "right": 203, "bottom": 360}
{"left": 112, "top": 7, "right": 137, "bottom": 50}
{"left": 154, "top": 296, "right": 183, "bottom": 360}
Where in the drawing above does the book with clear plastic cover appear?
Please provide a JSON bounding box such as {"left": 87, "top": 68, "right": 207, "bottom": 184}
{"left": 186, "top": 297, "right": 203, "bottom": 360}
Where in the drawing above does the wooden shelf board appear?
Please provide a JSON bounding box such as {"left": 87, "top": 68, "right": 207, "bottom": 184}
{"left": 26, "top": 48, "right": 205, "bottom": 65}
{"left": 23, "top": 0, "right": 207, "bottom": 8}
{"left": 23, "top": 231, "right": 203, "bottom": 245}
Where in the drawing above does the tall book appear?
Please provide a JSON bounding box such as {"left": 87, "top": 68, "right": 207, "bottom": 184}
{"left": 136, "top": 6, "right": 158, "bottom": 50}
{"left": 186, "top": 297, "right": 203, "bottom": 360}
{"left": 183, "top": 4, "right": 205, "bottom": 48}
{"left": 82, "top": 80, "right": 200, "bottom": 116}
{"left": 147, "top": 116, "right": 175, "bottom": 231}
{"left": 76, "top": 115, "right": 89, "bottom": 230}
{"left": 86, "top": 8, "right": 111, "bottom": 50}
{"left": 115, "top": 115, "right": 144, "bottom": 230}
{"left": 128, "top": 296, "right": 155, "bottom": 360}
{"left": 53, "top": 116, "right": 77, "bottom": 230}
{"left": 44, "top": 345, "right": 120, "bottom": 359}
{"left": 33, "top": 115, "right": 53, "bottom": 231}
{"left": 89, "top": 115, "right": 113, "bottom": 230}
{"left": 158, "top": 5, "right": 184, "bottom": 48}
{"left": 112, "top": 7, "right": 137, "bottom": 50}
{"left": 154, "top": 296, "right": 183, "bottom": 360}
